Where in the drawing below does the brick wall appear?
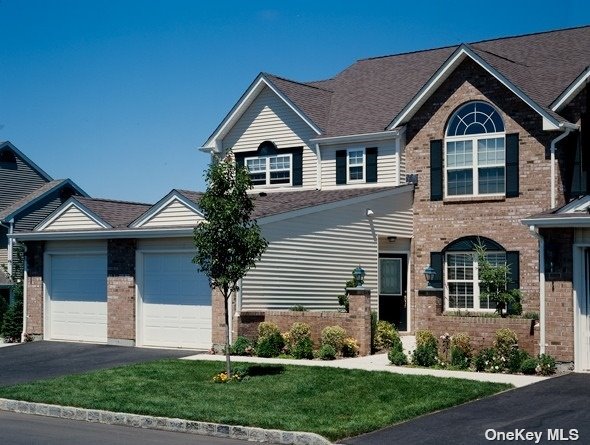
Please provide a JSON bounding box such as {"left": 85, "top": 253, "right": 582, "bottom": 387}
{"left": 415, "top": 290, "right": 538, "bottom": 355}
{"left": 24, "top": 241, "right": 44, "bottom": 337}
{"left": 234, "top": 290, "right": 372, "bottom": 356}
{"left": 106, "top": 239, "right": 136, "bottom": 344}
{"left": 406, "top": 58, "right": 558, "bottom": 333}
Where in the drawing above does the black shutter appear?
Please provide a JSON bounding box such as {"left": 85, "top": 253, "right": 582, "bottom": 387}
{"left": 506, "top": 251, "right": 520, "bottom": 290}
{"left": 336, "top": 150, "right": 347, "bottom": 185}
{"left": 366, "top": 147, "right": 378, "bottom": 183}
{"left": 290, "top": 147, "right": 303, "bottom": 186}
{"left": 505, "top": 133, "right": 519, "bottom": 198}
{"left": 430, "top": 139, "right": 443, "bottom": 201}
{"left": 430, "top": 252, "right": 443, "bottom": 289}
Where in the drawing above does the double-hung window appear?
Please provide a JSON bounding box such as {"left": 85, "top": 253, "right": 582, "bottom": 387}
{"left": 446, "top": 251, "right": 506, "bottom": 311}
{"left": 347, "top": 148, "right": 365, "bottom": 183}
{"left": 245, "top": 153, "right": 292, "bottom": 186}
{"left": 445, "top": 101, "right": 505, "bottom": 197}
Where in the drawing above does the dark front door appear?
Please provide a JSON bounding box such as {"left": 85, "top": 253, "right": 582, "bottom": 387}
{"left": 378, "top": 254, "right": 408, "bottom": 331}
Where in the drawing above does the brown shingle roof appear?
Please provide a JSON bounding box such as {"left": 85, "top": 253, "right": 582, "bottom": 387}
{"left": 178, "top": 186, "right": 408, "bottom": 220}
{"left": 268, "top": 26, "right": 590, "bottom": 137}
{"left": 74, "top": 196, "right": 152, "bottom": 228}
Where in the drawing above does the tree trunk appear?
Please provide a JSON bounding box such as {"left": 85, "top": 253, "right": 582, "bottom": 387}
{"left": 223, "top": 289, "right": 231, "bottom": 378}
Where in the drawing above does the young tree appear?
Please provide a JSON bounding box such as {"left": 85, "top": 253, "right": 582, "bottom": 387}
{"left": 193, "top": 153, "right": 268, "bottom": 377}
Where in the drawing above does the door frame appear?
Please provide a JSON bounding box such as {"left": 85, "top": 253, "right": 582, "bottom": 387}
{"left": 573, "top": 244, "right": 590, "bottom": 371}
{"left": 377, "top": 251, "right": 411, "bottom": 332}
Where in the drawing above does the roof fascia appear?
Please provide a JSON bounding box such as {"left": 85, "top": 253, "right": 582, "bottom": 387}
{"left": 0, "top": 141, "right": 53, "bottom": 181}
{"left": 550, "top": 66, "right": 590, "bottom": 112}
{"left": 10, "top": 227, "right": 195, "bottom": 241}
{"left": 35, "top": 198, "right": 112, "bottom": 231}
{"left": 0, "top": 179, "right": 87, "bottom": 222}
{"left": 258, "top": 184, "right": 413, "bottom": 225}
{"left": 387, "top": 45, "right": 563, "bottom": 131}
{"left": 200, "top": 74, "right": 322, "bottom": 151}
{"left": 130, "top": 190, "right": 204, "bottom": 228}
{"left": 310, "top": 130, "right": 401, "bottom": 146}
{"left": 522, "top": 216, "right": 590, "bottom": 228}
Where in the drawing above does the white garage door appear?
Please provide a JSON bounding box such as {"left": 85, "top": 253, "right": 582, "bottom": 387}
{"left": 140, "top": 252, "right": 211, "bottom": 349}
{"left": 49, "top": 254, "right": 107, "bottom": 343}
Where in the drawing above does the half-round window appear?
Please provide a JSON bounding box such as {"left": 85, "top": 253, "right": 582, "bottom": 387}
{"left": 446, "top": 101, "right": 504, "bottom": 137}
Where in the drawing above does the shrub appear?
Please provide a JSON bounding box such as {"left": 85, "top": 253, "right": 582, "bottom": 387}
{"left": 1, "top": 299, "right": 23, "bottom": 342}
{"left": 388, "top": 349, "right": 408, "bottom": 366}
{"left": 507, "top": 348, "right": 531, "bottom": 374}
{"left": 292, "top": 337, "right": 314, "bottom": 359}
{"left": 474, "top": 347, "right": 496, "bottom": 372}
{"left": 258, "top": 321, "right": 280, "bottom": 339}
{"left": 289, "top": 322, "right": 311, "bottom": 344}
{"left": 520, "top": 357, "right": 538, "bottom": 375}
{"left": 412, "top": 330, "right": 438, "bottom": 367}
{"left": 321, "top": 325, "right": 347, "bottom": 353}
{"left": 494, "top": 328, "right": 518, "bottom": 356}
{"left": 230, "top": 336, "right": 254, "bottom": 356}
{"left": 290, "top": 305, "right": 307, "bottom": 312}
{"left": 450, "top": 333, "right": 472, "bottom": 369}
{"left": 374, "top": 321, "right": 397, "bottom": 351}
{"left": 255, "top": 331, "right": 284, "bottom": 358}
{"left": 370, "top": 311, "right": 378, "bottom": 353}
{"left": 318, "top": 344, "right": 337, "bottom": 360}
{"left": 341, "top": 337, "right": 360, "bottom": 357}
{"left": 536, "top": 353, "right": 556, "bottom": 376}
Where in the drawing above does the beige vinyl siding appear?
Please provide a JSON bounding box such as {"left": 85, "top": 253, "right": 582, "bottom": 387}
{"left": 222, "top": 86, "right": 317, "bottom": 189}
{"left": 241, "top": 190, "right": 413, "bottom": 311}
{"left": 140, "top": 200, "right": 203, "bottom": 228}
{"left": 320, "top": 138, "right": 400, "bottom": 189}
{"left": 42, "top": 206, "right": 103, "bottom": 231}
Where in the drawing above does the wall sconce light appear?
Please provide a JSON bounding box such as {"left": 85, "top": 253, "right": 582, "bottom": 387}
{"left": 352, "top": 265, "right": 366, "bottom": 287}
{"left": 424, "top": 265, "right": 436, "bottom": 288}
{"left": 366, "top": 209, "right": 375, "bottom": 218}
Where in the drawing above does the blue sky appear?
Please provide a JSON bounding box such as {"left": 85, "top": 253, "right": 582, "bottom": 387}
{"left": 1, "top": 1, "right": 588, "bottom": 203}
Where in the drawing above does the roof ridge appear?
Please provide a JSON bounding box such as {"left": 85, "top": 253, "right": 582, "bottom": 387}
{"left": 469, "top": 24, "right": 590, "bottom": 46}
{"left": 77, "top": 196, "right": 152, "bottom": 206}
{"left": 360, "top": 43, "right": 459, "bottom": 61}
{"left": 264, "top": 72, "right": 334, "bottom": 93}
{"left": 470, "top": 47, "right": 530, "bottom": 67}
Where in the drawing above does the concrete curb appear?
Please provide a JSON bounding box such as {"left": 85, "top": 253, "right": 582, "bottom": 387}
{"left": 0, "top": 398, "right": 331, "bottom": 445}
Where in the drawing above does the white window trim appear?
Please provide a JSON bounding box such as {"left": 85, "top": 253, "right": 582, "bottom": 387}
{"left": 245, "top": 153, "right": 293, "bottom": 187}
{"left": 444, "top": 131, "right": 506, "bottom": 198}
{"left": 444, "top": 251, "right": 504, "bottom": 312}
{"left": 346, "top": 147, "right": 366, "bottom": 184}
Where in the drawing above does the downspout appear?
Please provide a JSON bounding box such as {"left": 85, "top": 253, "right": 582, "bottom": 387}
{"left": 7, "top": 219, "right": 14, "bottom": 277}
{"left": 550, "top": 127, "right": 573, "bottom": 209}
{"left": 21, "top": 244, "right": 28, "bottom": 343}
{"left": 315, "top": 143, "right": 322, "bottom": 190}
{"left": 528, "top": 225, "right": 546, "bottom": 355}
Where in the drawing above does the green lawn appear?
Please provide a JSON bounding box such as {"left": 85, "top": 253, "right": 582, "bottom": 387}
{"left": 0, "top": 360, "right": 510, "bottom": 441}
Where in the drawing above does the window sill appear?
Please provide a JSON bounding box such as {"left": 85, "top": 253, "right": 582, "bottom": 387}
{"left": 443, "top": 195, "right": 505, "bottom": 204}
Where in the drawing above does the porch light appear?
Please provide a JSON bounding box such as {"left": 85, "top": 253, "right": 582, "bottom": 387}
{"left": 352, "top": 265, "right": 365, "bottom": 287}
{"left": 424, "top": 265, "right": 436, "bottom": 288}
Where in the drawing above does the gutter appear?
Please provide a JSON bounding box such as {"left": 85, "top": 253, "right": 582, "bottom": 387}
{"left": 9, "top": 227, "right": 196, "bottom": 242}
{"left": 528, "top": 225, "right": 546, "bottom": 355}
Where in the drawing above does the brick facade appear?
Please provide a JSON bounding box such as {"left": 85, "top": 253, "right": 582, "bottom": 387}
{"left": 106, "top": 239, "right": 136, "bottom": 345}
{"left": 234, "top": 289, "right": 373, "bottom": 356}
{"left": 404, "top": 58, "right": 571, "bottom": 357}
{"left": 24, "top": 241, "right": 44, "bottom": 338}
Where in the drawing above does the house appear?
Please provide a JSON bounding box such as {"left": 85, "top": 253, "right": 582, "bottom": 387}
{"left": 0, "top": 141, "right": 85, "bottom": 307}
{"left": 12, "top": 26, "right": 590, "bottom": 367}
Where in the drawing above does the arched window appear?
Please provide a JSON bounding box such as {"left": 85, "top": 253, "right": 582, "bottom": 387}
{"left": 245, "top": 141, "right": 292, "bottom": 186}
{"left": 445, "top": 101, "right": 505, "bottom": 197}
{"left": 442, "top": 236, "right": 510, "bottom": 311}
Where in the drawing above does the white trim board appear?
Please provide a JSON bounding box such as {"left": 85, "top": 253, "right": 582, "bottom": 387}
{"left": 35, "top": 199, "right": 111, "bottom": 231}
{"left": 130, "top": 191, "right": 204, "bottom": 228}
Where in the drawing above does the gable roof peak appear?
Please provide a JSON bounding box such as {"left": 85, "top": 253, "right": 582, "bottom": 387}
{"left": 263, "top": 72, "right": 334, "bottom": 93}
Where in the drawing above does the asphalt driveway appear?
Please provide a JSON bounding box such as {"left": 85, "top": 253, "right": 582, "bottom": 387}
{"left": 342, "top": 373, "right": 590, "bottom": 445}
{"left": 0, "top": 341, "right": 195, "bottom": 386}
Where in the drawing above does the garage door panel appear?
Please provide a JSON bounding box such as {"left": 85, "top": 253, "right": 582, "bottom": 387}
{"left": 141, "top": 252, "right": 211, "bottom": 349}
{"left": 49, "top": 253, "right": 107, "bottom": 342}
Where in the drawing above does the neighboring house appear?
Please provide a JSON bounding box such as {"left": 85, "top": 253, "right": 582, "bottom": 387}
{"left": 0, "top": 141, "right": 86, "bottom": 306}
{"left": 12, "top": 26, "right": 590, "bottom": 368}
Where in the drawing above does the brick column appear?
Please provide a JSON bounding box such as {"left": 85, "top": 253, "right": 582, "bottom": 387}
{"left": 107, "top": 239, "right": 136, "bottom": 346}
{"left": 415, "top": 289, "right": 443, "bottom": 332}
{"left": 347, "top": 287, "right": 372, "bottom": 356}
{"left": 24, "top": 241, "right": 44, "bottom": 340}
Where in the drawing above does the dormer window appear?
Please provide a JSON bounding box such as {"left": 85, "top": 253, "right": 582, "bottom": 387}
{"left": 445, "top": 101, "right": 506, "bottom": 197}
{"left": 245, "top": 153, "right": 292, "bottom": 186}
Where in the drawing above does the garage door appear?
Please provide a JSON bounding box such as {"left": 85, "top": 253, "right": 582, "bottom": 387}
{"left": 49, "top": 253, "right": 107, "bottom": 343}
{"left": 140, "top": 252, "right": 211, "bottom": 349}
